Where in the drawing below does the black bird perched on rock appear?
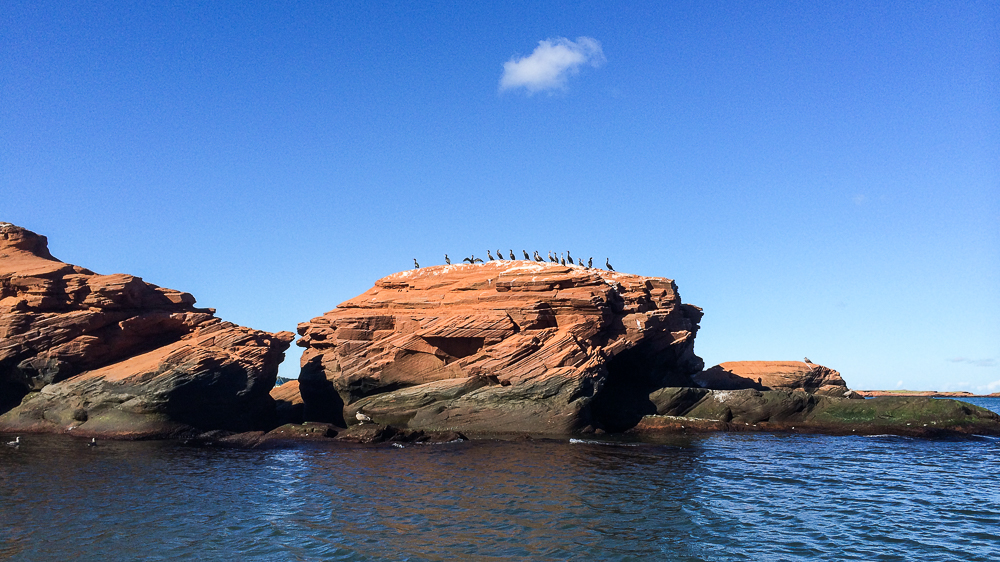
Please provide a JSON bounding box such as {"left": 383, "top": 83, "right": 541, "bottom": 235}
{"left": 560, "top": 253, "right": 566, "bottom": 266}
{"left": 463, "top": 255, "right": 474, "bottom": 264}
{"left": 534, "top": 251, "right": 543, "bottom": 262}
{"left": 413, "top": 258, "right": 420, "bottom": 269}
{"left": 445, "top": 254, "right": 451, "bottom": 265}
{"left": 567, "top": 251, "right": 573, "bottom": 264}
{"left": 487, "top": 250, "right": 495, "bottom": 261}
{"left": 548, "top": 252, "right": 556, "bottom": 263}
{"left": 588, "top": 257, "right": 593, "bottom": 268}
{"left": 523, "top": 250, "right": 530, "bottom": 260}
{"left": 474, "top": 256, "right": 483, "bottom": 263}
{"left": 509, "top": 250, "right": 516, "bottom": 261}
{"left": 606, "top": 258, "right": 615, "bottom": 271}
{"left": 498, "top": 249, "right": 505, "bottom": 261}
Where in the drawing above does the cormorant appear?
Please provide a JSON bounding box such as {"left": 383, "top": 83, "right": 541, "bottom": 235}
{"left": 534, "top": 251, "right": 543, "bottom": 262}
{"left": 606, "top": 259, "right": 615, "bottom": 271}
{"left": 567, "top": 251, "right": 573, "bottom": 264}
{"left": 523, "top": 250, "right": 531, "bottom": 260}
{"left": 463, "top": 256, "right": 474, "bottom": 264}
{"left": 6, "top": 437, "right": 20, "bottom": 447}
{"left": 445, "top": 254, "right": 451, "bottom": 265}
{"left": 487, "top": 250, "right": 495, "bottom": 261}
{"left": 548, "top": 252, "right": 556, "bottom": 263}
{"left": 413, "top": 258, "right": 420, "bottom": 269}
{"left": 496, "top": 249, "right": 504, "bottom": 261}
{"left": 474, "top": 257, "right": 483, "bottom": 263}
{"left": 560, "top": 253, "right": 566, "bottom": 266}
{"left": 509, "top": 250, "right": 516, "bottom": 260}
{"left": 588, "top": 257, "right": 593, "bottom": 268}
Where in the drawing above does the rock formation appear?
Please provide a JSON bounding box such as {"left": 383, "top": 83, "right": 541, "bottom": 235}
{"left": 632, "top": 388, "right": 1000, "bottom": 437}
{"left": 296, "top": 261, "right": 705, "bottom": 434}
{"left": 694, "top": 361, "right": 851, "bottom": 396}
{"left": 0, "top": 223, "right": 293, "bottom": 438}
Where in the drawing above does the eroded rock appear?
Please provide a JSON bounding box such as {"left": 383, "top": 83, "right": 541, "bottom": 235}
{"left": 296, "top": 261, "right": 705, "bottom": 434}
{"left": 0, "top": 223, "right": 294, "bottom": 438}
{"left": 694, "top": 361, "right": 851, "bottom": 396}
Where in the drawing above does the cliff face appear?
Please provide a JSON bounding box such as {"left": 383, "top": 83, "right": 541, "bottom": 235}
{"left": 0, "top": 223, "right": 293, "bottom": 438}
{"left": 296, "top": 261, "right": 704, "bottom": 434}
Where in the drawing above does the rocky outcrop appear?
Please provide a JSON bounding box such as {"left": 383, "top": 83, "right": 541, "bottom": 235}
{"left": 694, "top": 361, "right": 851, "bottom": 397}
{"left": 633, "top": 388, "right": 1000, "bottom": 437}
{"left": 271, "top": 379, "right": 304, "bottom": 424}
{"left": 296, "top": 261, "right": 705, "bottom": 435}
{"left": 0, "top": 223, "right": 293, "bottom": 438}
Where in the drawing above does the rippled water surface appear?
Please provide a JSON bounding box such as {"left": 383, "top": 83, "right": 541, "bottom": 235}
{"left": 2, "top": 398, "right": 999, "bottom": 561}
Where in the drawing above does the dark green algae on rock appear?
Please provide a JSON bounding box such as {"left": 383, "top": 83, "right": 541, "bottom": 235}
{"left": 630, "top": 388, "right": 1000, "bottom": 437}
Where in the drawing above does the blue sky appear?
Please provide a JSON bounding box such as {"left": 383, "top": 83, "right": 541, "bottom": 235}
{"left": 3, "top": 1, "right": 997, "bottom": 391}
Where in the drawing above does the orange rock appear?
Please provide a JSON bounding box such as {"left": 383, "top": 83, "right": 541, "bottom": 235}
{"left": 0, "top": 223, "right": 293, "bottom": 437}
{"left": 693, "top": 360, "right": 851, "bottom": 396}
{"left": 296, "top": 261, "right": 705, "bottom": 434}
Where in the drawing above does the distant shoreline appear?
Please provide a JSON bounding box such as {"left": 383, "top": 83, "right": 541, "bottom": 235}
{"left": 857, "top": 390, "right": 1000, "bottom": 398}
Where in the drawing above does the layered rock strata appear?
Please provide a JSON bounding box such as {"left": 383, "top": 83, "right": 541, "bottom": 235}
{"left": 0, "top": 223, "right": 293, "bottom": 438}
{"left": 694, "top": 361, "right": 851, "bottom": 396}
{"left": 296, "top": 261, "right": 705, "bottom": 434}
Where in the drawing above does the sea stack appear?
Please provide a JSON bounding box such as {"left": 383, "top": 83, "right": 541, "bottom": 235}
{"left": 295, "top": 261, "right": 705, "bottom": 434}
{"left": 0, "top": 223, "right": 294, "bottom": 438}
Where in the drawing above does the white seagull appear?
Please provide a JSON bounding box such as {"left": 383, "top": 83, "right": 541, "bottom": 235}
{"left": 355, "top": 411, "right": 372, "bottom": 424}
{"left": 6, "top": 436, "right": 20, "bottom": 447}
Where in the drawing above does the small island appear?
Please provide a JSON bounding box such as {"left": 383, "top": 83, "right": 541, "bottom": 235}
{"left": 2, "top": 223, "right": 998, "bottom": 444}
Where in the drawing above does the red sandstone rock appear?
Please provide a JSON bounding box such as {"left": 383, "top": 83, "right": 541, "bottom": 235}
{"left": 0, "top": 223, "right": 293, "bottom": 438}
{"left": 693, "top": 361, "right": 851, "bottom": 397}
{"left": 296, "top": 261, "right": 704, "bottom": 434}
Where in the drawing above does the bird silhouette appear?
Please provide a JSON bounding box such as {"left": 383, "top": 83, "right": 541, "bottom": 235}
{"left": 534, "top": 251, "right": 543, "bottom": 262}
{"left": 804, "top": 357, "right": 813, "bottom": 364}
{"left": 509, "top": 250, "right": 516, "bottom": 260}
{"left": 548, "top": 252, "right": 557, "bottom": 263}
{"left": 588, "top": 257, "right": 593, "bottom": 268}
{"left": 560, "top": 253, "right": 566, "bottom": 266}
{"left": 496, "top": 250, "right": 504, "bottom": 261}
{"left": 487, "top": 250, "right": 495, "bottom": 261}
{"left": 474, "top": 257, "right": 483, "bottom": 263}
{"left": 606, "top": 258, "right": 615, "bottom": 271}
{"left": 567, "top": 251, "right": 573, "bottom": 264}
{"left": 463, "top": 256, "right": 474, "bottom": 264}
{"left": 445, "top": 254, "right": 451, "bottom": 265}
{"left": 413, "top": 258, "right": 420, "bottom": 269}
{"left": 523, "top": 250, "right": 531, "bottom": 260}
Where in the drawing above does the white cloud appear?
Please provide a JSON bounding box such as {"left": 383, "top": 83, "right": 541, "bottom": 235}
{"left": 499, "top": 36, "right": 606, "bottom": 94}
{"left": 947, "top": 357, "right": 997, "bottom": 368}
{"left": 985, "top": 379, "right": 1000, "bottom": 392}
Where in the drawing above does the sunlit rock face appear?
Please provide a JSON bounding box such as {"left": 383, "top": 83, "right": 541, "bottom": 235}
{"left": 296, "top": 261, "right": 705, "bottom": 434}
{"left": 0, "top": 223, "right": 293, "bottom": 438}
{"left": 694, "top": 361, "right": 851, "bottom": 397}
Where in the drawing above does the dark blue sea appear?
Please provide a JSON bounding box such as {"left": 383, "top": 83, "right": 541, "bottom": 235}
{"left": 2, "top": 397, "right": 998, "bottom": 561}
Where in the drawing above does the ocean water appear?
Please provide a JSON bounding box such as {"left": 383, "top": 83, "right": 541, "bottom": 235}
{"left": 1, "top": 397, "right": 998, "bottom": 561}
